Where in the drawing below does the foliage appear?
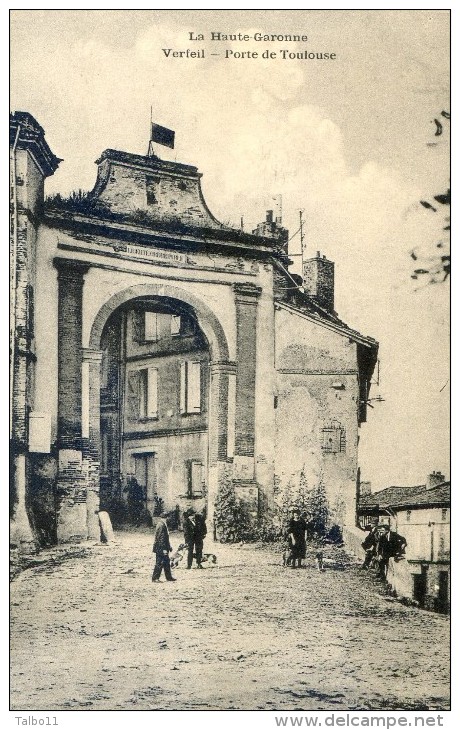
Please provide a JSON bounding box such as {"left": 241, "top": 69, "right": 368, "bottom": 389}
{"left": 213, "top": 468, "right": 338, "bottom": 544}
{"left": 45, "top": 189, "right": 98, "bottom": 214}
{"left": 213, "top": 476, "right": 252, "bottom": 543}
{"left": 325, "top": 524, "right": 343, "bottom": 544}
{"left": 106, "top": 497, "right": 129, "bottom": 529}
{"left": 44, "top": 192, "right": 262, "bottom": 247}
{"left": 277, "top": 470, "right": 312, "bottom": 536}
{"left": 167, "top": 505, "right": 181, "bottom": 531}
{"left": 411, "top": 110, "right": 450, "bottom": 284}
{"left": 152, "top": 494, "right": 164, "bottom": 516}
{"left": 308, "top": 475, "right": 330, "bottom": 537}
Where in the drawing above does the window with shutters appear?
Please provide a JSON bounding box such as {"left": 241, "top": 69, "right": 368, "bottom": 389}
{"left": 131, "top": 311, "right": 160, "bottom": 343}
{"left": 186, "top": 460, "right": 204, "bottom": 497}
{"left": 321, "top": 420, "right": 346, "bottom": 453}
{"left": 180, "top": 361, "right": 202, "bottom": 415}
{"left": 132, "top": 310, "right": 144, "bottom": 343}
{"left": 171, "top": 314, "right": 181, "bottom": 336}
{"left": 144, "top": 312, "right": 159, "bottom": 342}
{"left": 127, "top": 367, "right": 158, "bottom": 420}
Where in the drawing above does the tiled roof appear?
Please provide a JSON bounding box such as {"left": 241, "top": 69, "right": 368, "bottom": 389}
{"left": 394, "top": 482, "right": 450, "bottom": 509}
{"left": 359, "top": 482, "right": 450, "bottom": 510}
{"left": 360, "top": 485, "right": 426, "bottom": 509}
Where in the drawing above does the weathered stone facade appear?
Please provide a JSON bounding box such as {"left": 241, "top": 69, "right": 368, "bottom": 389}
{"left": 10, "top": 112, "right": 378, "bottom": 547}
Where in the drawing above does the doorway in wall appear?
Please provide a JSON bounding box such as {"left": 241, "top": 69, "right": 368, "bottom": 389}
{"left": 413, "top": 566, "right": 428, "bottom": 607}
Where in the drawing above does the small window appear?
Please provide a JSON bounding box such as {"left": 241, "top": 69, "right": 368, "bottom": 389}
{"left": 171, "top": 315, "right": 181, "bottom": 336}
{"left": 321, "top": 421, "right": 346, "bottom": 454}
{"left": 180, "top": 361, "right": 202, "bottom": 415}
{"left": 144, "top": 312, "right": 158, "bottom": 342}
{"left": 406, "top": 510, "right": 411, "bottom": 522}
{"left": 146, "top": 176, "right": 159, "bottom": 205}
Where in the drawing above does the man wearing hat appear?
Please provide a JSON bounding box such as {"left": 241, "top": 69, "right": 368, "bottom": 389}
{"left": 360, "top": 518, "right": 379, "bottom": 570}
{"left": 152, "top": 512, "right": 176, "bottom": 582}
{"left": 376, "top": 524, "right": 407, "bottom": 579}
{"left": 183, "top": 508, "right": 207, "bottom": 569}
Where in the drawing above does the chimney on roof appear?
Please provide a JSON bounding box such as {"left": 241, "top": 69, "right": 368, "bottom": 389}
{"left": 252, "top": 209, "right": 289, "bottom": 252}
{"left": 360, "top": 481, "right": 372, "bottom": 497}
{"left": 302, "top": 250, "right": 335, "bottom": 313}
{"left": 426, "top": 471, "right": 445, "bottom": 489}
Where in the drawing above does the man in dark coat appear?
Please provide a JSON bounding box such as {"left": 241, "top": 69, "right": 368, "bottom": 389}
{"left": 183, "top": 508, "right": 207, "bottom": 569}
{"left": 360, "top": 520, "right": 379, "bottom": 570}
{"left": 287, "top": 509, "right": 308, "bottom": 568}
{"left": 152, "top": 512, "right": 176, "bottom": 582}
{"left": 376, "top": 524, "right": 407, "bottom": 579}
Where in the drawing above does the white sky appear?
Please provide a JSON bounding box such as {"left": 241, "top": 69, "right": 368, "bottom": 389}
{"left": 10, "top": 8, "right": 450, "bottom": 491}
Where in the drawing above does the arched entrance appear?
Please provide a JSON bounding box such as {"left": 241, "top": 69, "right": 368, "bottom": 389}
{"left": 85, "top": 283, "right": 234, "bottom": 534}
{"left": 97, "top": 295, "right": 210, "bottom": 526}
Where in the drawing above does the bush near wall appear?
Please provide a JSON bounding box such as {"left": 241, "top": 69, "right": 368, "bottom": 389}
{"left": 214, "top": 469, "right": 342, "bottom": 545}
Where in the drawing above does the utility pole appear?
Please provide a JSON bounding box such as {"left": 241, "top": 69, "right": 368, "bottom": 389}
{"left": 299, "top": 209, "right": 305, "bottom": 267}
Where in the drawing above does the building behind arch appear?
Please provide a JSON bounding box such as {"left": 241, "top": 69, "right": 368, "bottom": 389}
{"left": 10, "top": 111, "right": 378, "bottom": 548}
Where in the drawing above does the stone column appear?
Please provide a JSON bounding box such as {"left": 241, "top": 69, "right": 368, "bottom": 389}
{"left": 232, "top": 283, "right": 262, "bottom": 481}
{"left": 208, "top": 361, "right": 237, "bottom": 464}
{"left": 207, "top": 360, "right": 236, "bottom": 532}
{"left": 82, "top": 348, "right": 103, "bottom": 540}
{"left": 54, "top": 259, "right": 90, "bottom": 542}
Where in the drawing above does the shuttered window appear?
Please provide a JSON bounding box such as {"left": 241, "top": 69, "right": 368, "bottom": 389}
{"left": 171, "top": 314, "right": 181, "bottom": 336}
{"left": 187, "top": 460, "right": 204, "bottom": 497}
{"left": 127, "top": 367, "right": 158, "bottom": 420}
{"left": 127, "top": 370, "right": 140, "bottom": 420}
{"left": 144, "top": 312, "right": 159, "bottom": 342}
{"left": 132, "top": 310, "right": 144, "bottom": 343}
{"left": 180, "top": 361, "right": 202, "bottom": 415}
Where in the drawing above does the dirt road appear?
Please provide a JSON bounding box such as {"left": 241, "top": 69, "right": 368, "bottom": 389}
{"left": 10, "top": 531, "right": 450, "bottom": 711}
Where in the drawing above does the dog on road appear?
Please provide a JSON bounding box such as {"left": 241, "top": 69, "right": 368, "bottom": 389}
{"left": 315, "top": 550, "right": 325, "bottom": 572}
{"left": 282, "top": 547, "right": 325, "bottom": 571}
{"left": 170, "top": 543, "right": 217, "bottom": 569}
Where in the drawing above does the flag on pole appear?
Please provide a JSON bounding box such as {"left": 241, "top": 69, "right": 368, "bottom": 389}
{"left": 151, "top": 123, "right": 175, "bottom": 149}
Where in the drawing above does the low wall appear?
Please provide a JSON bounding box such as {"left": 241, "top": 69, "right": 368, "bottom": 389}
{"left": 386, "top": 557, "right": 413, "bottom": 599}
{"left": 343, "top": 525, "right": 414, "bottom": 600}
{"left": 342, "top": 524, "right": 366, "bottom": 562}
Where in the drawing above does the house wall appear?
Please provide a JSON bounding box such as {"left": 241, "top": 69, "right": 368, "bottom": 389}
{"left": 274, "top": 306, "right": 361, "bottom": 526}
{"left": 393, "top": 507, "right": 450, "bottom": 562}
{"left": 387, "top": 507, "right": 450, "bottom": 612}
{"left": 11, "top": 147, "right": 46, "bottom": 546}
{"left": 254, "top": 270, "right": 276, "bottom": 506}
{"left": 124, "top": 431, "right": 208, "bottom": 513}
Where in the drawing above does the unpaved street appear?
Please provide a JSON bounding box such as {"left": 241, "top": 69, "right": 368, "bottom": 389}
{"left": 10, "top": 532, "right": 449, "bottom": 711}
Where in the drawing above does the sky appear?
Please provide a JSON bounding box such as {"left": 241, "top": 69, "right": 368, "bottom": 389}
{"left": 10, "top": 9, "right": 450, "bottom": 491}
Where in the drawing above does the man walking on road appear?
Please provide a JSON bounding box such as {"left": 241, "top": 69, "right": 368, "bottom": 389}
{"left": 183, "top": 508, "right": 207, "bottom": 569}
{"left": 152, "top": 512, "right": 176, "bottom": 582}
